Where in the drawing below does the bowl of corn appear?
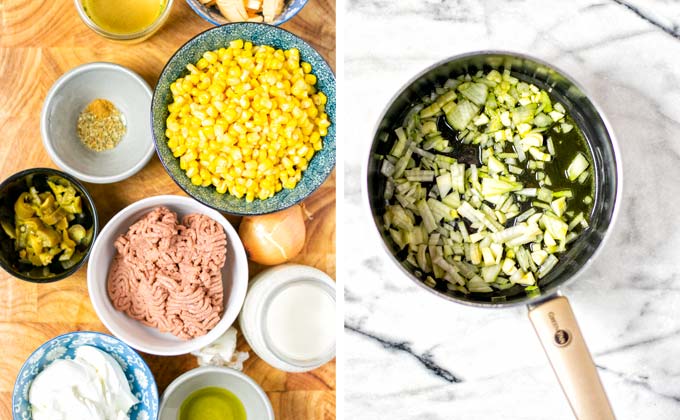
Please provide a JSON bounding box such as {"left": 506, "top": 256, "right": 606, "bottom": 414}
{"left": 151, "top": 22, "right": 335, "bottom": 215}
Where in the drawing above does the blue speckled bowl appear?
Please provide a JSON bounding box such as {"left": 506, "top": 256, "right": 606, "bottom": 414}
{"left": 151, "top": 23, "right": 335, "bottom": 215}
{"left": 185, "top": 0, "right": 309, "bottom": 26}
{"left": 12, "top": 331, "right": 159, "bottom": 420}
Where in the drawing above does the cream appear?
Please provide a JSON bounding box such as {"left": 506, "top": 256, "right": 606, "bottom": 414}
{"left": 239, "top": 264, "right": 336, "bottom": 372}
{"left": 28, "top": 345, "right": 138, "bottom": 420}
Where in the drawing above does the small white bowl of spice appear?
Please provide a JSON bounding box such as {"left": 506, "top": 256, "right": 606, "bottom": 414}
{"left": 41, "top": 62, "right": 155, "bottom": 184}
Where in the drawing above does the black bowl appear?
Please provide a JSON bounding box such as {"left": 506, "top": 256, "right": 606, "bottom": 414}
{"left": 0, "top": 168, "right": 99, "bottom": 283}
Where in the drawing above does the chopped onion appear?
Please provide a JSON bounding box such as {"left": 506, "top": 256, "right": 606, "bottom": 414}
{"left": 567, "top": 152, "right": 590, "bottom": 181}
{"left": 377, "top": 68, "right": 593, "bottom": 296}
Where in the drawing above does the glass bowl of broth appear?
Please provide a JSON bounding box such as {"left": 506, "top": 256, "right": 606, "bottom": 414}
{"left": 75, "top": 0, "right": 173, "bottom": 42}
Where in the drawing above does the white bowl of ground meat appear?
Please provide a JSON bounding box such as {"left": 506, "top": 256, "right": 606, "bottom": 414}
{"left": 87, "top": 195, "right": 249, "bottom": 355}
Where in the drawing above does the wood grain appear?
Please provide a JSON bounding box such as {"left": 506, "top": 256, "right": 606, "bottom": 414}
{"left": 0, "top": 1, "right": 336, "bottom": 419}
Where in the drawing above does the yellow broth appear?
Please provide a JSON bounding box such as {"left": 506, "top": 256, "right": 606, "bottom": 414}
{"left": 82, "top": 0, "right": 166, "bottom": 35}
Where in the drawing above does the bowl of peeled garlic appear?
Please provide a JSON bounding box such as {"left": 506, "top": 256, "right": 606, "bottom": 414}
{"left": 151, "top": 22, "right": 335, "bottom": 215}
{"left": 185, "top": 0, "right": 309, "bottom": 26}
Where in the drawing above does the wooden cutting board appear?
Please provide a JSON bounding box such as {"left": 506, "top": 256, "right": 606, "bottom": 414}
{"left": 0, "top": 0, "right": 336, "bottom": 419}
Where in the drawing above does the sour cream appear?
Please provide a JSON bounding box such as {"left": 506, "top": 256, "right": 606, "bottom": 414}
{"left": 28, "top": 345, "right": 138, "bottom": 420}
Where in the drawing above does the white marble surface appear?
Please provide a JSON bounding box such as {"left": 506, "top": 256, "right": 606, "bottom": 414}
{"left": 343, "top": 1, "right": 680, "bottom": 418}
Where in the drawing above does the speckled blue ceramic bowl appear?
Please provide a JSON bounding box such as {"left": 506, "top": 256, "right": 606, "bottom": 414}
{"left": 12, "top": 331, "right": 159, "bottom": 420}
{"left": 151, "top": 23, "right": 335, "bottom": 215}
{"left": 185, "top": 0, "right": 309, "bottom": 26}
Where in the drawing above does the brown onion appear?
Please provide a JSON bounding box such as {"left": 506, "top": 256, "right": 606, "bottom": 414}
{"left": 238, "top": 205, "right": 306, "bottom": 265}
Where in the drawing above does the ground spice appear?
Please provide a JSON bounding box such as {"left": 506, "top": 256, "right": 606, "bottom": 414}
{"left": 77, "top": 99, "right": 126, "bottom": 152}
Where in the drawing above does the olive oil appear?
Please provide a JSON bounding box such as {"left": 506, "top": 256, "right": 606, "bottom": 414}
{"left": 82, "top": 0, "right": 166, "bottom": 35}
{"left": 536, "top": 114, "right": 594, "bottom": 217}
{"left": 437, "top": 112, "right": 595, "bottom": 222}
{"left": 179, "top": 387, "right": 247, "bottom": 420}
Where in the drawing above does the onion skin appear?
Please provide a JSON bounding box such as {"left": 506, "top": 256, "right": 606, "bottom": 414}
{"left": 239, "top": 205, "right": 306, "bottom": 265}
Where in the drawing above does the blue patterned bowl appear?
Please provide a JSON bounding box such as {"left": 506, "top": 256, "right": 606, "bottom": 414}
{"left": 12, "top": 331, "right": 159, "bottom": 420}
{"left": 185, "top": 0, "right": 309, "bottom": 26}
{"left": 152, "top": 22, "right": 336, "bottom": 215}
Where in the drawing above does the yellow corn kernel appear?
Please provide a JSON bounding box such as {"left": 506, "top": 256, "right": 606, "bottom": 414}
{"left": 205, "top": 105, "right": 218, "bottom": 118}
{"left": 301, "top": 122, "right": 314, "bottom": 136}
{"left": 203, "top": 51, "right": 218, "bottom": 64}
{"left": 216, "top": 182, "right": 228, "bottom": 194}
{"left": 231, "top": 148, "right": 242, "bottom": 161}
{"left": 197, "top": 93, "right": 210, "bottom": 105}
{"left": 167, "top": 119, "right": 180, "bottom": 131}
{"left": 300, "top": 98, "right": 313, "bottom": 109}
{"left": 196, "top": 57, "right": 209, "bottom": 70}
{"left": 304, "top": 74, "right": 317, "bottom": 85}
{"left": 297, "top": 145, "right": 309, "bottom": 157}
{"left": 213, "top": 100, "right": 227, "bottom": 113}
{"left": 313, "top": 92, "right": 327, "bottom": 106}
{"left": 283, "top": 178, "right": 296, "bottom": 189}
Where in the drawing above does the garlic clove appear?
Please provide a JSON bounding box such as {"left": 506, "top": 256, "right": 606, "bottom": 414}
{"left": 262, "top": 0, "right": 284, "bottom": 23}
{"left": 216, "top": 0, "right": 249, "bottom": 21}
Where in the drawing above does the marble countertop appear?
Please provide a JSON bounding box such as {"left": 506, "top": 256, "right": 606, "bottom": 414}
{"left": 343, "top": 1, "right": 680, "bottom": 418}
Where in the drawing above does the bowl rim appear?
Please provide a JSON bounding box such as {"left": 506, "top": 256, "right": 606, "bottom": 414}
{"left": 151, "top": 21, "right": 336, "bottom": 215}
{"left": 0, "top": 167, "right": 99, "bottom": 283}
{"left": 362, "top": 50, "right": 623, "bottom": 309}
{"left": 158, "top": 366, "right": 275, "bottom": 419}
{"left": 11, "top": 330, "right": 159, "bottom": 420}
{"left": 73, "top": 0, "right": 175, "bottom": 41}
{"left": 86, "top": 194, "right": 249, "bottom": 355}
{"left": 40, "top": 61, "right": 156, "bottom": 184}
{"left": 184, "top": 0, "right": 310, "bottom": 26}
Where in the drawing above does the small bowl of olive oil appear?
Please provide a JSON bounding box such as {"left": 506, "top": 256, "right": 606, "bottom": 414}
{"left": 159, "top": 367, "right": 274, "bottom": 420}
{"left": 75, "top": 0, "right": 173, "bottom": 42}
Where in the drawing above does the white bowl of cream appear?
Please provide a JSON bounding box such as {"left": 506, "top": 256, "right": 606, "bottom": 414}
{"left": 239, "top": 264, "right": 336, "bottom": 372}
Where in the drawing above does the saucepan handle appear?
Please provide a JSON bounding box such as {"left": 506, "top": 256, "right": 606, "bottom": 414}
{"left": 528, "top": 295, "right": 615, "bottom": 420}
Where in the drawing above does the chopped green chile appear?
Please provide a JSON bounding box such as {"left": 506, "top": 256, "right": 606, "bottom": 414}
{"left": 6, "top": 178, "right": 88, "bottom": 268}
{"left": 379, "top": 68, "right": 594, "bottom": 296}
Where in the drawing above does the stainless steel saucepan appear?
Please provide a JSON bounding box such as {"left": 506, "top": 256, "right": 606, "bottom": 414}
{"left": 364, "top": 51, "right": 622, "bottom": 419}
